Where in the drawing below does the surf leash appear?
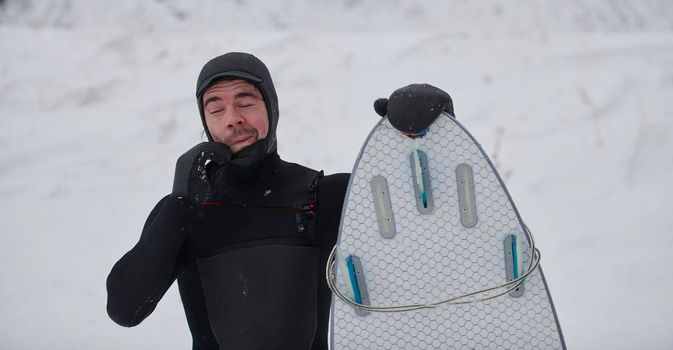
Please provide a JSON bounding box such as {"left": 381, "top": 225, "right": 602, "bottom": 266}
{"left": 326, "top": 224, "right": 541, "bottom": 313}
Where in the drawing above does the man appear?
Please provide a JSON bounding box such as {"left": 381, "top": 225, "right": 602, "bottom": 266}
{"left": 106, "top": 52, "right": 454, "bottom": 349}
{"left": 106, "top": 52, "right": 349, "bottom": 349}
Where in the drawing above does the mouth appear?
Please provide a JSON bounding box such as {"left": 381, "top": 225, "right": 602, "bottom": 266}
{"left": 231, "top": 134, "right": 256, "bottom": 146}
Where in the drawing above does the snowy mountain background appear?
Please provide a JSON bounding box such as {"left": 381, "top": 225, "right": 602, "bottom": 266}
{"left": 1, "top": 0, "right": 672, "bottom": 349}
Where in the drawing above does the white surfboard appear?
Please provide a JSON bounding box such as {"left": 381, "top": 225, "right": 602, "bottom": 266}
{"left": 329, "top": 112, "right": 565, "bottom": 349}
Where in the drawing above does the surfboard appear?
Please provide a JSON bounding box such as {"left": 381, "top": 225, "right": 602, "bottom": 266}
{"left": 328, "top": 112, "right": 565, "bottom": 349}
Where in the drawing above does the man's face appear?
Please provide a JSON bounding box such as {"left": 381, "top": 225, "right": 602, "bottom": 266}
{"left": 202, "top": 79, "right": 269, "bottom": 153}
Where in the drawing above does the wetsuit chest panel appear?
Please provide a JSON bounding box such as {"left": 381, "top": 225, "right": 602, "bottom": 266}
{"left": 191, "top": 203, "right": 315, "bottom": 257}
{"left": 190, "top": 158, "right": 321, "bottom": 258}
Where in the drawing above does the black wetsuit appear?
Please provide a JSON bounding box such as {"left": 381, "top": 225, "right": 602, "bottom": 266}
{"left": 106, "top": 151, "right": 349, "bottom": 349}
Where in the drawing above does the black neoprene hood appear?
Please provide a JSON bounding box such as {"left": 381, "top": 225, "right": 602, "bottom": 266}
{"left": 196, "top": 52, "right": 279, "bottom": 155}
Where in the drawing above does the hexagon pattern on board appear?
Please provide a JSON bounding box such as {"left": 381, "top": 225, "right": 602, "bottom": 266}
{"left": 331, "top": 114, "right": 564, "bottom": 350}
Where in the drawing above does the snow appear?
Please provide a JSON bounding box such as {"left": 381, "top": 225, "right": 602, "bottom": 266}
{"left": 1, "top": 0, "right": 672, "bottom": 349}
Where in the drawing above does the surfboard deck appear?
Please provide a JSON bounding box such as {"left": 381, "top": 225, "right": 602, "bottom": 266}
{"left": 329, "top": 113, "right": 565, "bottom": 349}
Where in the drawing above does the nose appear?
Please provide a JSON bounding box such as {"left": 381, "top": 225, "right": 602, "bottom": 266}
{"left": 224, "top": 110, "right": 245, "bottom": 129}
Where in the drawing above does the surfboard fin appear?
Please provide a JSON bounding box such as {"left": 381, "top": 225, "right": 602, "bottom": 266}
{"left": 371, "top": 175, "right": 396, "bottom": 239}
{"left": 456, "top": 163, "right": 478, "bottom": 228}
{"left": 410, "top": 147, "right": 434, "bottom": 214}
{"left": 503, "top": 234, "right": 525, "bottom": 297}
{"left": 346, "top": 255, "right": 370, "bottom": 316}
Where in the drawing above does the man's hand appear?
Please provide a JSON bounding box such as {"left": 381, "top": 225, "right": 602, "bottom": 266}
{"left": 373, "top": 84, "right": 455, "bottom": 134}
{"left": 172, "top": 142, "right": 232, "bottom": 203}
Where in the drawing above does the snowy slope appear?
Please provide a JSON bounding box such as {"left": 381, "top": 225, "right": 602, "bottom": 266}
{"left": 1, "top": 1, "right": 672, "bottom": 349}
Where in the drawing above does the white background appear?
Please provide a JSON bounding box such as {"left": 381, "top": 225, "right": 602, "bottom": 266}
{"left": 1, "top": 0, "right": 672, "bottom": 348}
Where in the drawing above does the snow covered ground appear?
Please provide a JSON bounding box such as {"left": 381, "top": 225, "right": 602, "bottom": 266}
{"left": 1, "top": 0, "right": 672, "bottom": 349}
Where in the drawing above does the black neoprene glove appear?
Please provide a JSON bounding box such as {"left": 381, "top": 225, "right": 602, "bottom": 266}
{"left": 172, "top": 142, "right": 232, "bottom": 204}
{"left": 373, "top": 83, "right": 455, "bottom": 134}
